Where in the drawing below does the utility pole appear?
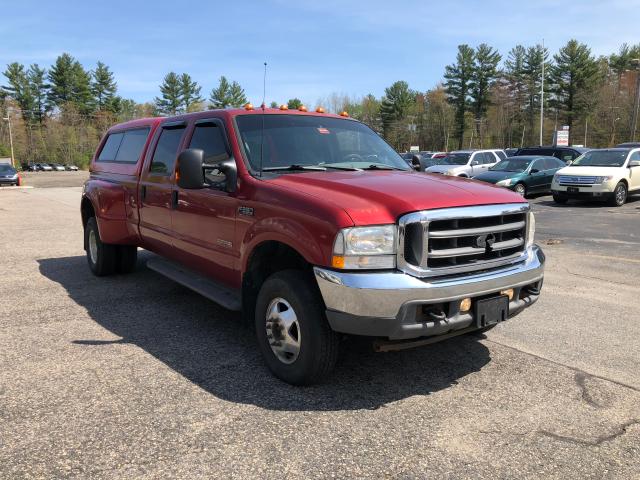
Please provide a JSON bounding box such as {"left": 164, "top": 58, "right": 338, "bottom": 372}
{"left": 3, "top": 112, "right": 15, "bottom": 167}
{"left": 539, "top": 38, "right": 545, "bottom": 145}
{"left": 631, "top": 59, "right": 640, "bottom": 142}
{"left": 584, "top": 117, "right": 588, "bottom": 146}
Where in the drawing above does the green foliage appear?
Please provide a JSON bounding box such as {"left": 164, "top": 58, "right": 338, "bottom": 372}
{"left": 379, "top": 81, "right": 416, "bottom": 149}
{"left": 154, "top": 72, "right": 183, "bottom": 115}
{"left": 470, "top": 43, "right": 502, "bottom": 121}
{"left": 209, "top": 76, "right": 247, "bottom": 109}
{"left": 27, "top": 64, "right": 49, "bottom": 123}
{"left": 549, "top": 39, "right": 601, "bottom": 139}
{"left": 48, "top": 53, "right": 94, "bottom": 114}
{"left": 2, "top": 62, "right": 35, "bottom": 122}
{"left": 444, "top": 44, "right": 475, "bottom": 148}
{"left": 92, "top": 62, "right": 117, "bottom": 111}
{"left": 287, "top": 98, "right": 303, "bottom": 109}
{"left": 269, "top": 101, "right": 279, "bottom": 108}
{"left": 180, "top": 73, "right": 203, "bottom": 112}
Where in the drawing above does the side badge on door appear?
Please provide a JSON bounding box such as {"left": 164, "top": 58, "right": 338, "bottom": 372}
{"left": 238, "top": 206, "right": 254, "bottom": 217}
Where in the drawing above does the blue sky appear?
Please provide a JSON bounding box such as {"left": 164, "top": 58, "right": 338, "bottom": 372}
{"left": 2, "top": 0, "right": 640, "bottom": 106}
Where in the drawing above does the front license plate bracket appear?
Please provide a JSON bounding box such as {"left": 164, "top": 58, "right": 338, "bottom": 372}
{"left": 474, "top": 295, "right": 509, "bottom": 328}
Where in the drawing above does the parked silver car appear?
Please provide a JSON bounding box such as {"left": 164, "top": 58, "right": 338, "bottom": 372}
{"left": 425, "top": 149, "right": 506, "bottom": 177}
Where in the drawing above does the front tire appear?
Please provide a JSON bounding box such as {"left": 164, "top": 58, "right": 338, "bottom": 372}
{"left": 255, "top": 270, "right": 340, "bottom": 385}
{"left": 609, "top": 182, "right": 627, "bottom": 207}
{"left": 85, "top": 217, "right": 118, "bottom": 276}
{"left": 514, "top": 183, "right": 526, "bottom": 196}
{"left": 553, "top": 193, "right": 568, "bottom": 204}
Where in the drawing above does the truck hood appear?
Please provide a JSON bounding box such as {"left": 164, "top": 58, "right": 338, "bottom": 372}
{"left": 556, "top": 165, "right": 624, "bottom": 177}
{"left": 268, "top": 171, "right": 526, "bottom": 225}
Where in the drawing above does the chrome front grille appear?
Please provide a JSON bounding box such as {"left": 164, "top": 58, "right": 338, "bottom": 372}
{"left": 557, "top": 175, "right": 597, "bottom": 185}
{"left": 398, "top": 203, "right": 530, "bottom": 277}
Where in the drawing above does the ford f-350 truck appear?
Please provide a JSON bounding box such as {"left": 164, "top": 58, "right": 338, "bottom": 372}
{"left": 82, "top": 106, "right": 545, "bottom": 385}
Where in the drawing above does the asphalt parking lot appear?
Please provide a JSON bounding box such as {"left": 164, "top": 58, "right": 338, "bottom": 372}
{"left": 1, "top": 174, "right": 639, "bottom": 478}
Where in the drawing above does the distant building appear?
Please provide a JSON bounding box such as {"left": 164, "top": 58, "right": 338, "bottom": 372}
{"left": 0, "top": 157, "right": 11, "bottom": 165}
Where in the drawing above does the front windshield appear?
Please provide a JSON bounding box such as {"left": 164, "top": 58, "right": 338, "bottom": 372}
{"left": 236, "top": 114, "right": 410, "bottom": 172}
{"left": 0, "top": 164, "right": 15, "bottom": 173}
{"left": 442, "top": 153, "right": 470, "bottom": 165}
{"left": 490, "top": 158, "right": 532, "bottom": 172}
{"left": 572, "top": 150, "right": 628, "bottom": 167}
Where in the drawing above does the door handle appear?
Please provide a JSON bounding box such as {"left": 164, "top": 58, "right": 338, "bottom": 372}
{"left": 141, "top": 185, "right": 147, "bottom": 201}
{"left": 171, "top": 190, "right": 179, "bottom": 209}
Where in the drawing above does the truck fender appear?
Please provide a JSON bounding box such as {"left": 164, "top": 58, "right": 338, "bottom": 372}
{"left": 82, "top": 180, "right": 136, "bottom": 245}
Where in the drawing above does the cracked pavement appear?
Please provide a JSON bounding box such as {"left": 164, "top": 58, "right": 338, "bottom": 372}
{"left": 1, "top": 182, "right": 639, "bottom": 479}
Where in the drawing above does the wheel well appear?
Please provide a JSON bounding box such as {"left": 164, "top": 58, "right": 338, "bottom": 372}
{"left": 458, "top": 173, "right": 468, "bottom": 177}
{"left": 617, "top": 179, "right": 628, "bottom": 189}
{"left": 242, "top": 241, "right": 311, "bottom": 324}
{"left": 81, "top": 197, "right": 95, "bottom": 228}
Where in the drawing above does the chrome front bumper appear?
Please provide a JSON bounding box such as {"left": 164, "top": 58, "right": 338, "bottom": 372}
{"left": 314, "top": 244, "right": 545, "bottom": 340}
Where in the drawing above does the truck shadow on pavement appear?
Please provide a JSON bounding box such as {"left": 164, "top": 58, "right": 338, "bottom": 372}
{"left": 38, "top": 253, "right": 491, "bottom": 411}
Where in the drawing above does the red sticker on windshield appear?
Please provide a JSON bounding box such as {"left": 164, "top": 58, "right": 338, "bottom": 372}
{"left": 317, "top": 127, "right": 330, "bottom": 134}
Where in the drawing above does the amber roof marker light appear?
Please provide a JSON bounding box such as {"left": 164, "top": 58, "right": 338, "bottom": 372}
{"left": 244, "top": 103, "right": 254, "bottom": 110}
{"left": 315, "top": 107, "right": 325, "bottom": 113}
{"left": 339, "top": 111, "right": 349, "bottom": 117}
{"left": 279, "top": 104, "right": 289, "bottom": 110}
{"left": 298, "top": 105, "right": 308, "bottom": 112}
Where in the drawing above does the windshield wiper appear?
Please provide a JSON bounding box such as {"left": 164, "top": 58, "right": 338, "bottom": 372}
{"left": 262, "top": 164, "right": 327, "bottom": 172}
{"left": 362, "top": 164, "right": 405, "bottom": 171}
{"left": 323, "top": 165, "right": 361, "bottom": 171}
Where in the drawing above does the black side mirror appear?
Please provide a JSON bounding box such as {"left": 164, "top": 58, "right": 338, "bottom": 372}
{"left": 530, "top": 168, "right": 539, "bottom": 174}
{"left": 207, "top": 159, "right": 238, "bottom": 193}
{"left": 177, "top": 149, "right": 238, "bottom": 193}
{"left": 628, "top": 160, "right": 640, "bottom": 168}
{"left": 177, "top": 149, "right": 206, "bottom": 189}
{"left": 411, "top": 154, "right": 421, "bottom": 171}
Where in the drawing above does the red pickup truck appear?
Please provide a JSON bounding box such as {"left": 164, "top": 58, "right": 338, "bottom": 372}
{"left": 82, "top": 106, "right": 545, "bottom": 384}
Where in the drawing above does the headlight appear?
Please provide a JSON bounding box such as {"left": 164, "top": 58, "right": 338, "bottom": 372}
{"left": 594, "top": 176, "right": 613, "bottom": 183}
{"left": 526, "top": 212, "right": 535, "bottom": 248}
{"left": 496, "top": 178, "right": 512, "bottom": 186}
{"left": 332, "top": 225, "right": 396, "bottom": 269}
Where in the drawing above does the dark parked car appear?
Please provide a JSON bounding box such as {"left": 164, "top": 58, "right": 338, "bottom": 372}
{"left": 615, "top": 142, "right": 640, "bottom": 148}
{"left": 0, "top": 164, "right": 20, "bottom": 186}
{"left": 504, "top": 148, "right": 519, "bottom": 157}
{"left": 473, "top": 156, "right": 566, "bottom": 196}
{"left": 514, "top": 146, "right": 590, "bottom": 164}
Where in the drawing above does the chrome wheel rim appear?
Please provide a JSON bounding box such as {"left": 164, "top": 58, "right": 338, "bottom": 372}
{"left": 615, "top": 185, "right": 626, "bottom": 204}
{"left": 88, "top": 229, "right": 98, "bottom": 265}
{"left": 515, "top": 184, "right": 525, "bottom": 195}
{"left": 265, "top": 297, "right": 301, "bottom": 364}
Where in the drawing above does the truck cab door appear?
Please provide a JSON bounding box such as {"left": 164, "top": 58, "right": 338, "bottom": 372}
{"left": 138, "top": 122, "right": 187, "bottom": 256}
{"left": 171, "top": 118, "right": 239, "bottom": 285}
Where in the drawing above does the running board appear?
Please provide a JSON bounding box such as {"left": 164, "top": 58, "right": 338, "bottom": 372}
{"left": 146, "top": 257, "right": 241, "bottom": 311}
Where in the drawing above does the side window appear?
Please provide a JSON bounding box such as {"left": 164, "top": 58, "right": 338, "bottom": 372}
{"left": 150, "top": 126, "right": 186, "bottom": 175}
{"left": 188, "top": 122, "right": 230, "bottom": 185}
{"left": 484, "top": 152, "right": 496, "bottom": 164}
{"left": 545, "top": 158, "right": 562, "bottom": 170}
{"left": 97, "top": 133, "right": 124, "bottom": 161}
{"left": 114, "top": 128, "right": 150, "bottom": 164}
{"left": 628, "top": 151, "right": 640, "bottom": 163}
{"left": 495, "top": 150, "right": 507, "bottom": 160}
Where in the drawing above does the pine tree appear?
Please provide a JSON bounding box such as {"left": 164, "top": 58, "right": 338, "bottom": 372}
{"left": 27, "top": 64, "right": 49, "bottom": 123}
{"left": 2, "top": 62, "right": 35, "bottom": 122}
{"left": 287, "top": 98, "right": 303, "bottom": 109}
{"left": 444, "top": 44, "right": 475, "bottom": 149}
{"left": 269, "top": 101, "right": 279, "bottom": 108}
{"left": 549, "top": 39, "right": 601, "bottom": 142}
{"left": 155, "top": 72, "right": 183, "bottom": 115}
{"left": 209, "top": 76, "right": 247, "bottom": 109}
{"left": 470, "top": 43, "right": 501, "bottom": 137}
{"left": 380, "top": 81, "right": 415, "bottom": 148}
{"left": 92, "top": 61, "right": 117, "bottom": 111}
{"left": 47, "top": 53, "right": 93, "bottom": 113}
{"left": 180, "top": 73, "right": 203, "bottom": 112}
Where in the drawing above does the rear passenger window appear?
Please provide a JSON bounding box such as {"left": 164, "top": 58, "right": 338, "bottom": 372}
{"left": 483, "top": 152, "right": 496, "bottom": 164}
{"left": 495, "top": 150, "right": 507, "bottom": 160}
{"left": 114, "top": 128, "right": 150, "bottom": 163}
{"left": 98, "top": 133, "right": 124, "bottom": 161}
{"left": 150, "top": 126, "right": 186, "bottom": 175}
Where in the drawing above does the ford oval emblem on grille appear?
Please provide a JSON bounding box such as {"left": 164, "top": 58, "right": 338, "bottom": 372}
{"left": 476, "top": 233, "right": 496, "bottom": 250}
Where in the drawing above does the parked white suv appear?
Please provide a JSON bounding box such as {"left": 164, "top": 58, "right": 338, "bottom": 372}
{"left": 551, "top": 148, "right": 640, "bottom": 206}
{"left": 425, "top": 149, "right": 506, "bottom": 177}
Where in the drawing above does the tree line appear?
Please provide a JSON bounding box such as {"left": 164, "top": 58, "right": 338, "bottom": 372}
{"left": 1, "top": 40, "right": 639, "bottom": 167}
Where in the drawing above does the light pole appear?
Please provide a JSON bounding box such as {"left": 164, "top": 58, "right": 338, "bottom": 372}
{"left": 539, "top": 38, "right": 545, "bottom": 146}
{"left": 630, "top": 59, "right": 640, "bottom": 142}
{"left": 2, "top": 112, "right": 15, "bottom": 168}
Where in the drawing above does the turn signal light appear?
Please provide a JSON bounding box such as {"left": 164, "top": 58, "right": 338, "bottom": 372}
{"left": 460, "top": 298, "right": 472, "bottom": 313}
{"left": 244, "top": 103, "right": 254, "bottom": 110}
{"left": 331, "top": 255, "right": 345, "bottom": 269}
{"left": 279, "top": 104, "right": 289, "bottom": 110}
{"left": 500, "top": 289, "right": 514, "bottom": 300}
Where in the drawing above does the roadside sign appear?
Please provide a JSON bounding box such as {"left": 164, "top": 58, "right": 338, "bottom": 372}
{"left": 556, "top": 130, "right": 569, "bottom": 146}
{"left": 409, "top": 146, "right": 419, "bottom": 152}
